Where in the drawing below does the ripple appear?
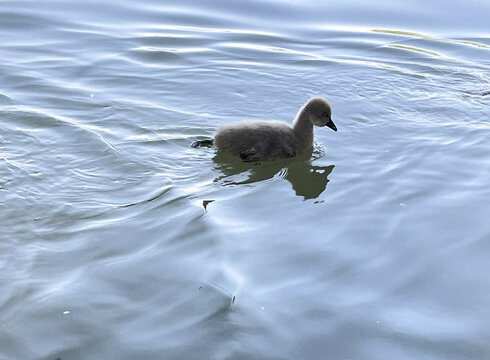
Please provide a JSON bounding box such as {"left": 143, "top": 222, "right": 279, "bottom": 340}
{"left": 219, "top": 40, "right": 429, "bottom": 78}
{"left": 2, "top": 105, "right": 117, "bottom": 150}
{"left": 132, "top": 45, "right": 212, "bottom": 54}
{"left": 117, "top": 184, "right": 173, "bottom": 208}
{"left": 0, "top": 93, "right": 15, "bottom": 105}
{"left": 143, "top": 24, "right": 279, "bottom": 37}
{"left": 373, "top": 28, "right": 490, "bottom": 49}
{"left": 387, "top": 44, "right": 440, "bottom": 57}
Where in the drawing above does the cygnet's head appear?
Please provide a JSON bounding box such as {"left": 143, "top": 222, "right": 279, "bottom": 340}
{"left": 304, "top": 97, "right": 337, "bottom": 131}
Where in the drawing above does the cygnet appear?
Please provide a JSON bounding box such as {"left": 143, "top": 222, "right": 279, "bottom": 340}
{"left": 191, "top": 97, "right": 337, "bottom": 162}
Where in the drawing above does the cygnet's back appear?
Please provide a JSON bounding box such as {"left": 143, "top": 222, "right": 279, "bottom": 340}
{"left": 214, "top": 120, "right": 299, "bottom": 161}
{"left": 192, "top": 97, "right": 337, "bottom": 162}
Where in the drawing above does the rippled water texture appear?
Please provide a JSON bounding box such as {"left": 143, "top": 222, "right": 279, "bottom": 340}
{"left": 1, "top": 0, "right": 489, "bottom": 359}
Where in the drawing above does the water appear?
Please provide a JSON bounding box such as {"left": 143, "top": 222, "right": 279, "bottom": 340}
{"left": 1, "top": 0, "right": 489, "bottom": 359}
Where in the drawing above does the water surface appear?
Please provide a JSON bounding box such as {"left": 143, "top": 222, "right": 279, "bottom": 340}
{"left": 1, "top": 1, "right": 489, "bottom": 359}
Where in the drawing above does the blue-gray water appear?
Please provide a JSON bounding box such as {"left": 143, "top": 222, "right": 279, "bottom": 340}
{"left": 1, "top": 1, "right": 489, "bottom": 359}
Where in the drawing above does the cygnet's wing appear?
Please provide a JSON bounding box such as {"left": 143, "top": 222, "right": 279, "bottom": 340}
{"left": 239, "top": 146, "right": 257, "bottom": 161}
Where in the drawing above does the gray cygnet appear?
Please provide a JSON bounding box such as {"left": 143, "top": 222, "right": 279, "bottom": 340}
{"left": 191, "top": 97, "right": 337, "bottom": 162}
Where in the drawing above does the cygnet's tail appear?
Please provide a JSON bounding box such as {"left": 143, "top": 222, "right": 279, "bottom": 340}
{"left": 191, "top": 139, "right": 214, "bottom": 148}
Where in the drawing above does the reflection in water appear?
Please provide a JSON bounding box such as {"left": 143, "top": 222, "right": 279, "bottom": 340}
{"left": 213, "top": 152, "right": 334, "bottom": 200}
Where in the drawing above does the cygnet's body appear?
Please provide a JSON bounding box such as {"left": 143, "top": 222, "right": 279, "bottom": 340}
{"left": 192, "top": 97, "right": 337, "bottom": 162}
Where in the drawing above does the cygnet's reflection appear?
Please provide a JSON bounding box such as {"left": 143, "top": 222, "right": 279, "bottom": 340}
{"left": 212, "top": 152, "right": 334, "bottom": 200}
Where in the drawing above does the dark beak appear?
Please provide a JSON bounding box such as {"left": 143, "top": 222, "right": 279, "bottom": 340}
{"left": 326, "top": 118, "right": 337, "bottom": 131}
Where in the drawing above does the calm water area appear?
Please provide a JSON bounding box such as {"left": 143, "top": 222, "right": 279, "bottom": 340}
{"left": 1, "top": 0, "right": 489, "bottom": 359}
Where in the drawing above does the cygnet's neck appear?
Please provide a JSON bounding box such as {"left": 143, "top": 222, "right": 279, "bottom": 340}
{"left": 292, "top": 107, "right": 313, "bottom": 148}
